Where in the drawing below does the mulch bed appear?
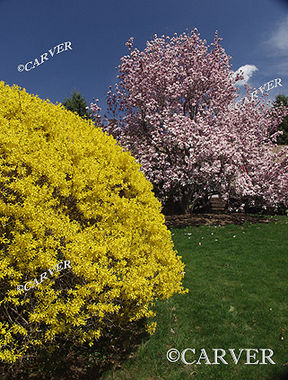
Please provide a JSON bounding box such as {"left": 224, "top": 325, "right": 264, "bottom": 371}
{"left": 164, "top": 213, "right": 277, "bottom": 229}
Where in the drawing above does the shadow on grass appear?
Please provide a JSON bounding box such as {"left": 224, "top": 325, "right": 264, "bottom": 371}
{"left": 270, "top": 369, "right": 288, "bottom": 380}
{"left": 0, "top": 318, "right": 149, "bottom": 380}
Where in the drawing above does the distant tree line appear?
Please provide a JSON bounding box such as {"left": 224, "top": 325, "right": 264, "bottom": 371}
{"left": 273, "top": 94, "right": 288, "bottom": 145}
{"left": 62, "top": 91, "right": 90, "bottom": 119}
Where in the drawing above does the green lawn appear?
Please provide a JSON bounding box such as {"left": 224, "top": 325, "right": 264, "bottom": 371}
{"left": 102, "top": 216, "right": 288, "bottom": 380}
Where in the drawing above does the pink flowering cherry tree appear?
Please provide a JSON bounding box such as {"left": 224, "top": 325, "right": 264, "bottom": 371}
{"left": 91, "top": 29, "right": 288, "bottom": 213}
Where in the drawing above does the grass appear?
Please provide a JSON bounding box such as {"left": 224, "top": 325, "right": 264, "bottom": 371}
{"left": 101, "top": 216, "right": 288, "bottom": 380}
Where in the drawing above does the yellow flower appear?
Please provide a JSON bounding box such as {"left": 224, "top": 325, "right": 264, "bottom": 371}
{"left": 0, "top": 81, "right": 187, "bottom": 364}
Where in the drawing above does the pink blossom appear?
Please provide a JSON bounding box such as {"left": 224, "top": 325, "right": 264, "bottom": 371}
{"left": 91, "top": 30, "right": 288, "bottom": 213}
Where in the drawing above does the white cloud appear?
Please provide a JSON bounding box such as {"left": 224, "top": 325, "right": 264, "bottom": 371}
{"left": 267, "top": 15, "right": 288, "bottom": 54}
{"left": 233, "top": 64, "right": 258, "bottom": 86}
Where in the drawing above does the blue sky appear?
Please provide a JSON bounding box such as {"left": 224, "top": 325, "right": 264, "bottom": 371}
{"left": 1, "top": 0, "right": 288, "bottom": 112}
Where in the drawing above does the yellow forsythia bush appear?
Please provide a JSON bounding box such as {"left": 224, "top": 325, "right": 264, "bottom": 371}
{"left": 0, "top": 81, "right": 186, "bottom": 363}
